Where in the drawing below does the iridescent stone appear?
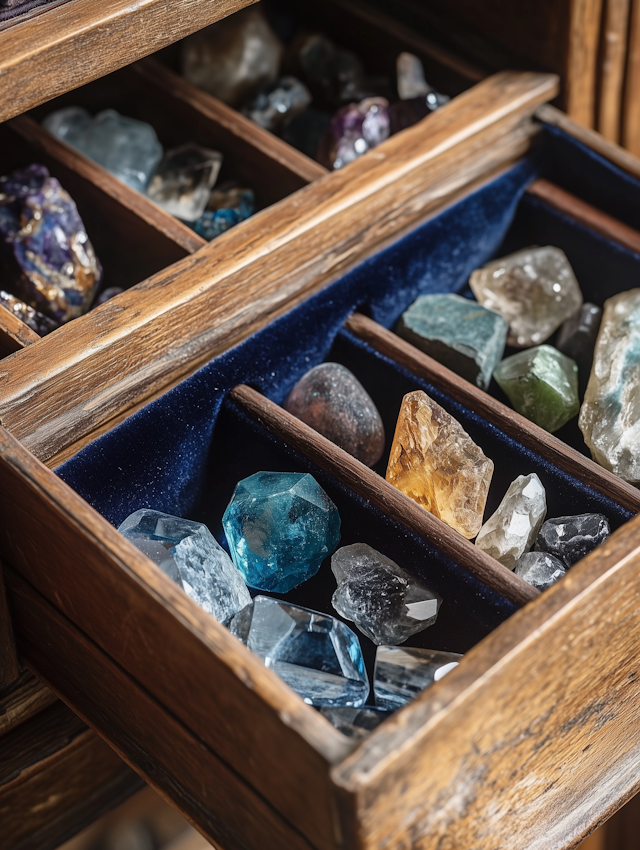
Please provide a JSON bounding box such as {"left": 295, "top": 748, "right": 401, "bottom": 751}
{"left": 579, "top": 289, "right": 640, "bottom": 481}
{"left": 95, "top": 286, "right": 124, "bottom": 306}
{"left": 192, "top": 187, "right": 255, "bottom": 241}
{"left": 331, "top": 543, "right": 441, "bottom": 644}
{"left": 396, "top": 293, "right": 508, "bottom": 389}
{"left": 319, "top": 705, "right": 390, "bottom": 739}
{"left": 222, "top": 471, "right": 341, "bottom": 593}
{"left": 514, "top": 551, "right": 566, "bottom": 591}
{"left": 318, "top": 98, "right": 390, "bottom": 170}
{"left": 146, "top": 144, "right": 222, "bottom": 222}
{"left": 118, "top": 509, "right": 251, "bottom": 623}
{"left": 283, "top": 363, "right": 385, "bottom": 467}
{"left": 556, "top": 302, "right": 602, "bottom": 395}
{"left": 181, "top": 7, "right": 282, "bottom": 107}
{"left": 493, "top": 345, "right": 579, "bottom": 433}
{"left": 475, "top": 473, "right": 547, "bottom": 568}
{"left": 386, "top": 390, "right": 494, "bottom": 538}
{"left": 242, "top": 76, "right": 312, "bottom": 131}
{"left": 43, "top": 106, "right": 91, "bottom": 147}
{"left": 469, "top": 246, "right": 583, "bottom": 348}
{"left": 374, "top": 645, "right": 462, "bottom": 710}
{"left": 0, "top": 164, "right": 102, "bottom": 323}
{"left": 229, "top": 596, "right": 369, "bottom": 707}
{"left": 0, "top": 290, "right": 56, "bottom": 335}
{"left": 534, "top": 513, "right": 610, "bottom": 567}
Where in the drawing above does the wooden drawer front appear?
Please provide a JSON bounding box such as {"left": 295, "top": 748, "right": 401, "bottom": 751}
{"left": 4, "top": 89, "right": 640, "bottom": 849}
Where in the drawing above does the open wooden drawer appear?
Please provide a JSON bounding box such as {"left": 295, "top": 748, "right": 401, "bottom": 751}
{"left": 6, "top": 72, "right": 640, "bottom": 850}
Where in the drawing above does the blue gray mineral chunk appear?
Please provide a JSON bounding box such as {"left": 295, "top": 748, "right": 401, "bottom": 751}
{"left": 514, "top": 551, "right": 566, "bottom": 591}
{"left": 374, "top": 645, "right": 462, "bottom": 711}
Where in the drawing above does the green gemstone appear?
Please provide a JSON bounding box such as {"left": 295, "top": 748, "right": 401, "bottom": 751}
{"left": 493, "top": 345, "right": 579, "bottom": 433}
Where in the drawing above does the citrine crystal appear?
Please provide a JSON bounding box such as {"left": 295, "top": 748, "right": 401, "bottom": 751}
{"left": 222, "top": 471, "right": 341, "bottom": 593}
{"left": 469, "top": 246, "right": 583, "bottom": 348}
{"left": 514, "top": 551, "right": 566, "bottom": 591}
{"left": 118, "top": 509, "right": 250, "bottom": 623}
{"left": 331, "top": 543, "right": 441, "bottom": 644}
{"left": 386, "top": 390, "right": 493, "bottom": 538}
{"left": 475, "top": 473, "right": 546, "bottom": 568}
{"left": 319, "top": 705, "right": 389, "bottom": 739}
{"left": 396, "top": 293, "right": 508, "bottom": 389}
{"left": 374, "top": 646, "right": 462, "bottom": 710}
{"left": 493, "top": 345, "right": 579, "bottom": 433}
{"left": 534, "top": 513, "right": 610, "bottom": 567}
{"left": 579, "top": 289, "right": 640, "bottom": 482}
{"left": 146, "top": 143, "right": 222, "bottom": 222}
{"left": 230, "top": 596, "right": 369, "bottom": 707}
{"left": 283, "top": 362, "right": 385, "bottom": 467}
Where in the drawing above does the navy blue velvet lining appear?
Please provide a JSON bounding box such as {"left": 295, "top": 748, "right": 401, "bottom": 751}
{"left": 57, "top": 123, "right": 640, "bottom": 638}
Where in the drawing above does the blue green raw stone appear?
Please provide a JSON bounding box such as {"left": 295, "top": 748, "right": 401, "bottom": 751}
{"left": 222, "top": 471, "right": 341, "bottom": 593}
{"left": 396, "top": 293, "right": 508, "bottom": 389}
{"left": 493, "top": 345, "right": 579, "bottom": 433}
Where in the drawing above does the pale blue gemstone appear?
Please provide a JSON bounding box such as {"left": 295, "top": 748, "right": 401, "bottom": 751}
{"left": 374, "top": 646, "right": 462, "bottom": 710}
{"left": 230, "top": 596, "right": 369, "bottom": 707}
{"left": 118, "top": 509, "right": 251, "bottom": 624}
{"left": 396, "top": 293, "right": 508, "bottom": 389}
{"left": 222, "top": 471, "right": 341, "bottom": 593}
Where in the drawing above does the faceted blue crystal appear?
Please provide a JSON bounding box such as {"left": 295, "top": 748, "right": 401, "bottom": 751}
{"left": 118, "top": 509, "right": 251, "bottom": 624}
{"left": 230, "top": 596, "right": 369, "bottom": 706}
{"left": 222, "top": 471, "right": 341, "bottom": 593}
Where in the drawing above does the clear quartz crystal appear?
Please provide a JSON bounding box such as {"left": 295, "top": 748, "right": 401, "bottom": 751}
{"left": 118, "top": 509, "right": 250, "bottom": 623}
{"left": 374, "top": 645, "right": 462, "bottom": 710}
{"left": 475, "top": 473, "right": 547, "bottom": 568}
{"left": 146, "top": 144, "right": 222, "bottom": 221}
{"left": 579, "top": 289, "right": 640, "bottom": 482}
{"left": 331, "top": 543, "right": 441, "bottom": 645}
{"left": 514, "top": 551, "right": 566, "bottom": 591}
{"left": 229, "top": 596, "right": 369, "bottom": 707}
{"left": 469, "top": 246, "right": 583, "bottom": 348}
{"left": 319, "top": 705, "right": 390, "bottom": 739}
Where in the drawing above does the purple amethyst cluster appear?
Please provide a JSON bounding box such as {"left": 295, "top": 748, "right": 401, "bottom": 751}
{"left": 0, "top": 164, "right": 101, "bottom": 329}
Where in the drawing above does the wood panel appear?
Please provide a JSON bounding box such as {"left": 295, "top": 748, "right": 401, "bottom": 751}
{"left": 622, "top": 0, "right": 640, "bottom": 154}
{"left": 596, "top": 0, "right": 631, "bottom": 141}
{"left": 0, "top": 0, "right": 257, "bottom": 124}
{"left": 0, "top": 309, "right": 40, "bottom": 359}
{"left": 0, "top": 670, "right": 57, "bottom": 736}
{"left": 0, "top": 72, "right": 558, "bottom": 464}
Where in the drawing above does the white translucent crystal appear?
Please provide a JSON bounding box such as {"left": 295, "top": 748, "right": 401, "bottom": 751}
{"left": 475, "top": 473, "right": 547, "bottom": 568}
{"left": 397, "top": 52, "right": 430, "bottom": 99}
{"left": 579, "top": 288, "right": 640, "bottom": 483}
{"left": 469, "top": 246, "right": 583, "bottom": 348}
{"left": 374, "top": 646, "right": 462, "bottom": 710}
{"left": 514, "top": 551, "right": 566, "bottom": 591}
{"left": 118, "top": 509, "right": 250, "bottom": 623}
{"left": 146, "top": 143, "right": 222, "bottom": 221}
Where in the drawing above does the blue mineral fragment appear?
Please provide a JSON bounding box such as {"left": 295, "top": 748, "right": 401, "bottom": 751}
{"left": 230, "top": 596, "right": 369, "bottom": 706}
{"left": 118, "top": 509, "right": 251, "bottom": 624}
{"left": 192, "top": 187, "right": 255, "bottom": 240}
{"left": 222, "top": 471, "right": 340, "bottom": 593}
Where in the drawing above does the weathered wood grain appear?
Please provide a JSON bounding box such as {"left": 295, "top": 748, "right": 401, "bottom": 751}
{"left": 333, "top": 508, "right": 640, "bottom": 850}
{"left": 623, "top": 0, "right": 640, "bottom": 155}
{"left": 229, "top": 384, "right": 537, "bottom": 607}
{"left": 344, "top": 313, "right": 640, "bottom": 514}
{"left": 0, "top": 424, "right": 350, "bottom": 850}
{"left": 596, "top": 0, "right": 631, "bottom": 142}
{"left": 0, "top": 0, "right": 257, "bottom": 124}
{"left": 0, "top": 670, "right": 56, "bottom": 737}
{"left": 0, "top": 560, "right": 19, "bottom": 689}
{"left": 0, "top": 308, "right": 40, "bottom": 359}
{"left": 566, "top": 0, "right": 605, "bottom": 127}
{"left": 0, "top": 72, "right": 558, "bottom": 464}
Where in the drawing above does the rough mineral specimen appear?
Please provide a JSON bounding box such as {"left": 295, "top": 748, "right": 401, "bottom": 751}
{"left": 43, "top": 106, "right": 91, "bottom": 147}
{"left": 229, "top": 596, "right": 369, "bottom": 706}
{"left": 475, "top": 473, "right": 547, "bottom": 568}
{"left": 222, "top": 471, "right": 341, "bottom": 593}
{"left": 283, "top": 362, "right": 385, "bottom": 467}
{"left": 318, "top": 97, "right": 390, "bottom": 170}
{"left": 579, "top": 289, "right": 640, "bottom": 481}
{"left": 469, "top": 246, "right": 583, "bottom": 348}
{"left": 242, "top": 76, "right": 312, "bottom": 131}
{"left": 396, "top": 293, "right": 508, "bottom": 389}
{"left": 514, "top": 551, "right": 566, "bottom": 591}
{"left": 0, "top": 164, "right": 102, "bottom": 323}
{"left": 534, "top": 513, "right": 610, "bottom": 567}
{"left": 0, "top": 290, "right": 56, "bottom": 335}
{"left": 192, "top": 187, "right": 255, "bottom": 241}
{"left": 493, "top": 345, "right": 579, "bottom": 433}
{"left": 118, "top": 509, "right": 251, "bottom": 623}
{"left": 556, "top": 302, "right": 602, "bottom": 395}
{"left": 296, "top": 34, "right": 367, "bottom": 106}
{"left": 319, "top": 705, "right": 389, "bottom": 739}
{"left": 181, "top": 7, "right": 282, "bottom": 106}
{"left": 386, "top": 390, "right": 494, "bottom": 538}
{"left": 146, "top": 143, "right": 222, "bottom": 222}
{"left": 374, "top": 645, "right": 462, "bottom": 710}
{"left": 331, "top": 543, "right": 441, "bottom": 644}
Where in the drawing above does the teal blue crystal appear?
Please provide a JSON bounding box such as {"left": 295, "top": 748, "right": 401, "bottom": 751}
{"left": 230, "top": 596, "right": 369, "bottom": 706}
{"left": 222, "top": 471, "right": 341, "bottom": 593}
{"left": 396, "top": 293, "right": 508, "bottom": 389}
